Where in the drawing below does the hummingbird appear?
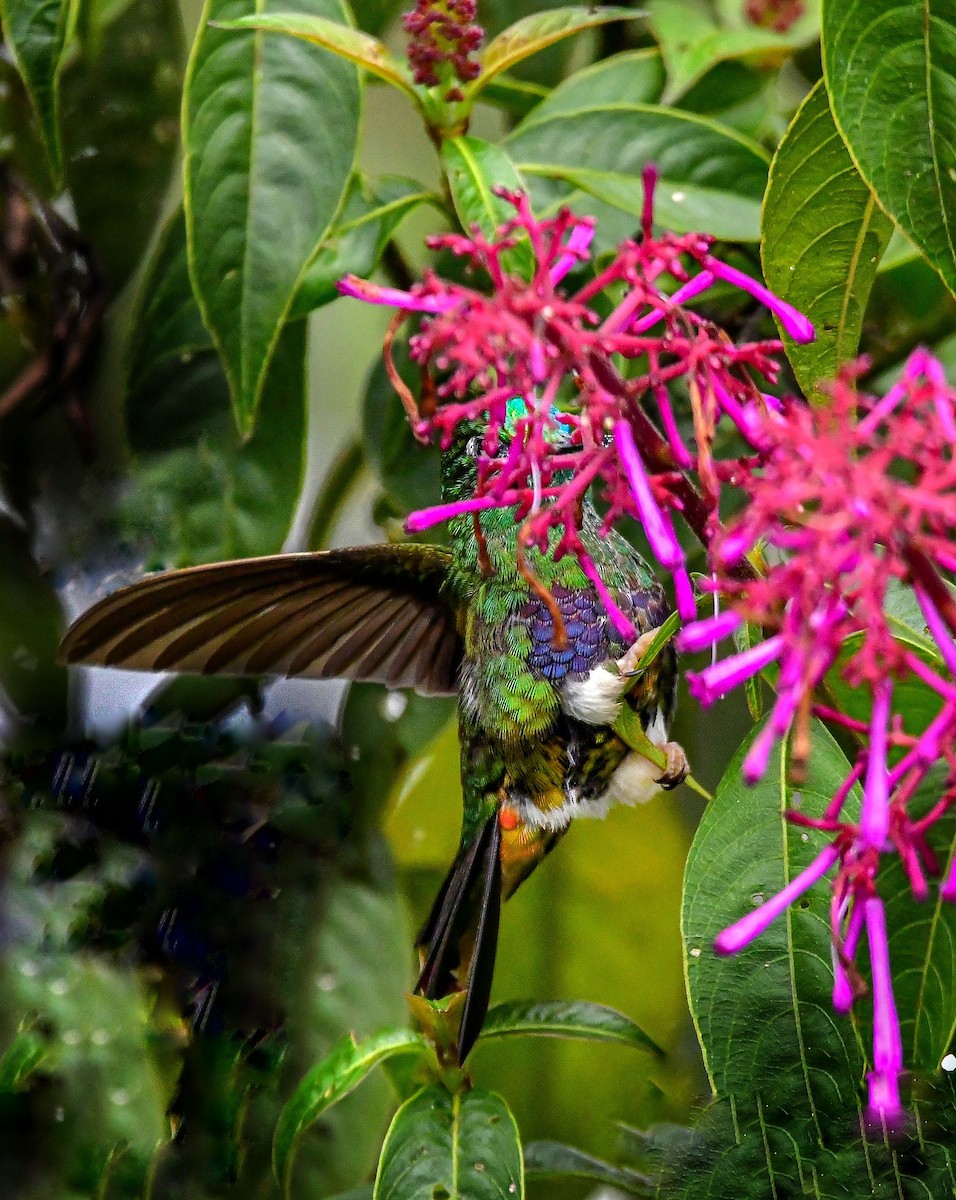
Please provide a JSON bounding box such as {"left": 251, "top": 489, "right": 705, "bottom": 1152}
{"left": 59, "top": 418, "right": 688, "bottom": 1064}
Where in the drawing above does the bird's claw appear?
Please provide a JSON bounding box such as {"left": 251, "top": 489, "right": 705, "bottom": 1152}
{"left": 655, "top": 741, "right": 689, "bottom": 790}
{"left": 616, "top": 627, "right": 660, "bottom": 677}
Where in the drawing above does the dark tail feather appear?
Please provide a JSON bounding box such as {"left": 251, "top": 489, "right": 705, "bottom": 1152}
{"left": 457, "top": 815, "right": 502, "bottom": 1066}
{"left": 414, "top": 813, "right": 503, "bottom": 1065}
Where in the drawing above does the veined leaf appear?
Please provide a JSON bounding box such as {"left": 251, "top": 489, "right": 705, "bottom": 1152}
{"left": 480, "top": 999, "right": 662, "bottom": 1055}
{"left": 822, "top": 0, "right": 956, "bottom": 297}
{"left": 373, "top": 1086, "right": 524, "bottom": 1200}
{"left": 522, "top": 47, "right": 665, "bottom": 122}
{"left": 215, "top": 11, "right": 416, "bottom": 96}
{"left": 183, "top": 0, "right": 360, "bottom": 434}
{"left": 649, "top": 0, "right": 820, "bottom": 102}
{"left": 292, "top": 174, "right": 432, "bottom": 318}
{"left": 506, "top": 104, "right": 768, "bottom": 243}
{"left": 0, "top": 0, "right": 78, "bottom": 181}
{"left": 683, "top": 719, "right": 865, "bottom": 1132}
{"left": 762, "top": 79, "right": 893, "bottom": 400}
{"left": 274, "top": 1028, "right": 428, "bottom": 1193}
{"left": 523, "top": 1141, "right": 652, "bottom": 1194}
{"left": 471, "top": 6, "right": 637, "bottom": 99}
{"left": 441, "top": 137, "right": 533, "bottom": 277}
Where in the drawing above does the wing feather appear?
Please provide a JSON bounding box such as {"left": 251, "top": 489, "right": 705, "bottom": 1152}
{"left": 59, "top": 547, "right": 462, "bottom": 696}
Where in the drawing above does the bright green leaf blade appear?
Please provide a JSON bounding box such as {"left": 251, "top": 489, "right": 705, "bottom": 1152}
{"left": 0, "top": 0, "right": 77, "bottom": 181}
{"left": 472, "top": 6, "right": 637, "bottom": 97}
{"left": 183, "top": 0, "right": 360, "bottom": 434}
{"left": 292, "top": 174, "right": 431, "bottom": 318}
{"left": 441, "top": 136, "right": 533, "bottom": 277}
{"left": 649, "top": 0, "right": 820, "bottom": 102}
{"left": 0, "top": 1026, "right": 47, "bottom": 1091}
{"left": 683, "top": 719, "right": 865, "bottom": 1129}
{"left": 523, "top": 1141, "right": 652, "bottom": 1194}
{"left": 480, "top": 999, "right": 662, "bottom": 1055}
{"left": 762, "top": 79, "right": 893, "bottom": 399}
{"left": 123, "top": 208, "right": 308, "bottom": 564}
{"left": 216, "top": 11, "right": 415, "bottom": 96}
{"left": 523, "top": 47, "right": 665, "bottom": 121}
{"left": 822, "top": 0, "right": 956, "bottom": 296}
{"left": 274, "top": 1028, "right": 428, "bottom": 1193}
{"left": 373, "top": 1086, "right": 524, "bottom": 1200}
{"left": 506, "top": 104, "right": 768, "bottom": 242}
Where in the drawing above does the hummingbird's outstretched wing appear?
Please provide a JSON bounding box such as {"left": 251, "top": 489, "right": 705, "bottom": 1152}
{"left": 59, "top": 545, "right": 462, "bottom": 696}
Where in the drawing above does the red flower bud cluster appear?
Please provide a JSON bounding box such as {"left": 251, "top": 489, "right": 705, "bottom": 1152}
{"left": 402, "top": 0, "right": 483, "bottom": 96}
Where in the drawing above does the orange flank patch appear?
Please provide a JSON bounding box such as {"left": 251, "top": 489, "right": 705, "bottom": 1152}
{"left": 498, "top": 805, "right": 519, "bottom": 831}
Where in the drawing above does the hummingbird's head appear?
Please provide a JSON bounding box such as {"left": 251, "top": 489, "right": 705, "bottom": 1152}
{"left": 439, "top": 398, "right": 573, "bottom": 503}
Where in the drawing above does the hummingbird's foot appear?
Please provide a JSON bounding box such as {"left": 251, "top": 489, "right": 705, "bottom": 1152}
{"left": 655, "top": 740, "right": 689, "bottom": 790}
{"left": 616, "top": 627, "right": 661, "bottom": 677}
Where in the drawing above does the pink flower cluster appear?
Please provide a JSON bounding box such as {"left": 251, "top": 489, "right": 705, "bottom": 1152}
{"left": 679, "top": 351, "right": 956, "bottom": 1127}
{"left": 339, "top": 181, "right": 956, "bottom": 1130}
{"left": 340, "top": 175, "right": 810, "bottom": 639}
{"left": 402, "top": 0, "right": 483, "bottom": 96}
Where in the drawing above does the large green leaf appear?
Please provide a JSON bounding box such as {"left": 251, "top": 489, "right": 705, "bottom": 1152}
{"left": 60, "top": 0, "right": 184, "bottom": 290}
{"left": 374, "top": 1086, "right": 524, "bottom": 1200}
{"left": 291, "top": 174, "right": 432, "bottom": 318}
{"left": 182, "top": 0, "right": 360, "bottom": 434}
{"left": 822, "top": 0, "right": 956, "bottom": 297}
{"left": 523, "top": 1141, "right": 652, "bottom": 1194}
{"left": 506, "top": 104, "right": 769, "bottom": 242}
{"left": 480, "top": 999, "right": 661, "bottom": 1054}
{"left": 123, "top": 209, "right": 307, "bottom": 565}
{"left": 273, "top": 1028, "right": 428, "bottom": 1193}
{"left": 0, "top": 0, "right": 77, "bottom": 181}
{"left": 441, "top": 137, "right": 533, "bottom": 277}
{"left": 649, "top": 0, "right": 820, "bottom": 102}
{"left": 215, "top": 11, "right": 416, "bottom": 97}
{"left": 762, "top": 79, "right": 893, "bottom": 400}
{"left": 683, "top": 720, "right": 865, "bottom": 1123}
{"left": 524, "top": 48, "right": 666, "bottom": 121}
{"left": 469, "top": 6, "right": 637, "bottom": 98}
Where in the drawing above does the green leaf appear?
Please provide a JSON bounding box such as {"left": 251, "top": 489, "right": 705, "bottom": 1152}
{"left": 274, "top": 1028, "right": 428, "bottom": 1193}
{"left": 649, "top": 0, "right": 820, "bottom": 102}
{"left": 524, "top": 48, "right": 665, "bottom": 121}
{"left": 0, "top": 516, "right": 67, "bottom": 734}
{"left": 683, "top": 719, "right": 865, "bottom": 1127}
{"left": 292, "top": 174, "right": 432, "bottom": 319}
{"left": 216, "top": 11, "right": 415, "bottom": 97}
{"left": 183, "top": 0, "right": 360, "bottom": 434}
{"left": 60, "top": 0, "right": 184, "bottom": 290}
{"left": 761, "top": 79, "right": 893, "bottom": 400}
{"left": 0, "top": 0, "right": 78, "bottom": 182}
{"left": 441, "top": 136, "right": 533, "bottom": 277}
{"left": 124, "top": 208, "right": 307, "bottom": 565}
{"left": 523, "top": 1141, "right": 652, "bottom": 1194}
{"left": 480, "top": 999, "right": 662, "bottom": 1055}
{"left": 0, "top": 1026, "right": 47, "bottom": 1091}
{"left": 471, "top": 6, "right": 637, "bottom": 98}
{"left": 373, "top": 1086, "right": 524, "bottom": 1200}
{"left": 822, "top": 0, "right": 956, "bottom": 297}
{"left": 506, "top": 105, "right": 769, "bottom": 243}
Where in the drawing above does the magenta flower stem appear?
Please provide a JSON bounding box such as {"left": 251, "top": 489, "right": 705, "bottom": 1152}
{"left": 864, "top": 896, "right": 905, "bottom": 1125}
{"left": 860, "top": 680, "right": 892, "bottom": 848}
{"left": 704, "top": 258, "right": 815, "bottom": 344}
{"left": 715, "top": 844, "right": 841, "bottom": 954}
{"left": 613, "top": 419, "right": 685, "bottom": 569}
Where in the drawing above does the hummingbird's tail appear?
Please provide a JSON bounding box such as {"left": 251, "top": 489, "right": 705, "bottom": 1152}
{"left": 416, "top": 813, "right": 502, "bottom": 1067}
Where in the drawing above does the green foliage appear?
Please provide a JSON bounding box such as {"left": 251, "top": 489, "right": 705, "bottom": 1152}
{"left": 762, "top": 79, "right": 893, "bottom": 400}
{"left": 182, "top": 0, "right": 360, "bottom": 433}
{"left": 822, "top": 0, "right": 956, "bottom": 297}
{"left": 0, "top": 0, "right": 77, "bottom": 180}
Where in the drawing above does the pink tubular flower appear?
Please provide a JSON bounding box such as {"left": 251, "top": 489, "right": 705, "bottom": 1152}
{"left": 339, "top": 176, "right": 808, "bottom": 634}
{"left": 402, "top": 0, "right": 483, "bottom": 94}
